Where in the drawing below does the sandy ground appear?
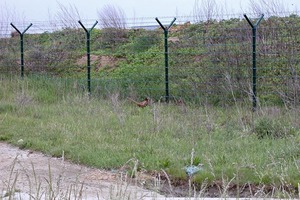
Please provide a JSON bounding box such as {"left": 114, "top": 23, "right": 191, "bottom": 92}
{"left": 0, "top": 142, "right": 164, "bottom": 200}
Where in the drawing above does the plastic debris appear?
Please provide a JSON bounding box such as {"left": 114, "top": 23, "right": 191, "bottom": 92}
{"left": 184, "top": 164, "right": 203, "bottom": 177}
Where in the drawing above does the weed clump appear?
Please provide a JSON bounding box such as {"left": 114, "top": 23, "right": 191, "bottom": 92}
{"left": 254, "top": 117, "right": 295, "bottom": 139}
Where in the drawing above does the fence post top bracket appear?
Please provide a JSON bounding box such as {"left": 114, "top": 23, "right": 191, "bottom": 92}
{"left": 244, "top": 14, "right": 264, "bottom": 28}
{"left": 10, "top": 23, "right": 33, "bottom": 35}
{"left": 78, "top": 20, "right": 98, "bottom": 33}
{"left": 155, "top": 17, "right": 176, "bottom": 31}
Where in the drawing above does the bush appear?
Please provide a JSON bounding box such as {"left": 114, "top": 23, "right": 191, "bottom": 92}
{"left": 100, "top": 28, "right": 128, "bottom": 49}
{"left": 131, "top": 31, "right": 160, "bottom": 53}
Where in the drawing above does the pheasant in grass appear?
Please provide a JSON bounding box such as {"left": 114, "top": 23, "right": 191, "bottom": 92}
{"left": 127, "top": 97, "right": 149, "bottom": 108}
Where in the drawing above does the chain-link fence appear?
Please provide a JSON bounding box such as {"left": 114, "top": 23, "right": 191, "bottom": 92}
{"left": 1, "top": 13, "right": 300, "bottom": 107}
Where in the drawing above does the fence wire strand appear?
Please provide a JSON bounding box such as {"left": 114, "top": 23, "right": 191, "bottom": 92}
{"left": 1, "top": 13, "right": 300, "bottom": 107}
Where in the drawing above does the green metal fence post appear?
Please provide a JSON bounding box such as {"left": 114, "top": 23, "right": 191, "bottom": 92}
{"left": 156, "top": 17, "right": 176, "bottom": 103}
{"left": 10, "top": 23, "right": 33, "bottom": 78}
{"left": 244, "top": 14, "right": 264, "bottom": 111}
{"left": 78, "top": 20, "right": 98, "bottom": 95}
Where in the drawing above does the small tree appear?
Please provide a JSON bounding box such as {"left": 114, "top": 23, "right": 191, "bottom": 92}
{"left": 97, "top": 5, "right": 127, "bottom": 49}
{"left": 248, "top": 0, "right": 287, "bottom": 17}
{"left": 52, "top": 2, "right": 83, "bottom": 52}
{"left": 97, "top": 4, "right": 127, "bottom": 29}
{"left": 193, "top": 0, "right": 219, "bottom": 23}
{"left": 0, "top": 2, "right": 26, "bottom": 37}
{"left": 55, "top": 2, "right": 81, "bottom": 29}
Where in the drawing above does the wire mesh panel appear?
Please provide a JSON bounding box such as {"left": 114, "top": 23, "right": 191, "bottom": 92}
{"left": 0, "top": 13, "right": 299, "bottom": 106}
{"left": 257, "top": 15, "right": 300, "bottom": 107}
{"left": 169, "top": 18, "right": 253, "bottom": 105}
{"left": 91, "top": 18, "right": 165, "bottom": 100}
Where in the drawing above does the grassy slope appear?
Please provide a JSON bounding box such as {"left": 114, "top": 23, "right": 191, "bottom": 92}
{"left": 1, "top": 75, "right": 300, "bottom": 197}
{"left": 2, "top": 16, "right": 300, "bottom": 106}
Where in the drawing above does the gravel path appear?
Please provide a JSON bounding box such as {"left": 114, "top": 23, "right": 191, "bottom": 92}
{"left": 0, "top": 142, "right": 164, "bottom": 199}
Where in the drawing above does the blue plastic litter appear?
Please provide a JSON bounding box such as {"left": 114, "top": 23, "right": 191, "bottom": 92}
{"left": 184, "top": 164, "right": 203, "bottom": 177}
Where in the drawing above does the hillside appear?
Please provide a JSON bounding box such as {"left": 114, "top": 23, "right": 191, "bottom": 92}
{"left": 1, "top": 14, "right": 300, "bottom": 106}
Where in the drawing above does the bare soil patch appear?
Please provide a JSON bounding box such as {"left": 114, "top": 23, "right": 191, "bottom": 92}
{"left": 76, "top": 55, "right": 119, "bottom": 71}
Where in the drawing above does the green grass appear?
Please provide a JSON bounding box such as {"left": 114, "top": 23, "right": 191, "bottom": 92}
{"left": 0, "top": 75, "right": 300, "bottom": 197}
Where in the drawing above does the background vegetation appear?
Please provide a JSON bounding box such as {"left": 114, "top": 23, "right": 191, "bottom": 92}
{"left": 1, "top": 13, "right": 299, "bottom": 106}
{"left": 0, "top": 0, "right": 300, "bottom": 197}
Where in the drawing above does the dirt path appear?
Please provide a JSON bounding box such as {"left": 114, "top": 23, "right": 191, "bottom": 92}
{"left": 0, "top": 142, "right": 164, "bottom": 200}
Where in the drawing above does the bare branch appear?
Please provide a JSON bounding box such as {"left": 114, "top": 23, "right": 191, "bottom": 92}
{"left": 0, "top": 2, "right": 26, "bottom": 37}
{"left": 193, "top": 0, "right": 219, "bottom": 22}
{"left": 248, "top": 0, "right": 287, "bottom": 17}
{"left": 55, "top": 2, "right": 81, "bottom": 28}
{"left": 97, "top": 4, "right": 127, "bottom": 29}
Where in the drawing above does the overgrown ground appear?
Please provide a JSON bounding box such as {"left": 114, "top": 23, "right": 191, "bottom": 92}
{"left": 0, "top": 75, "right": 300, "bottom": 198}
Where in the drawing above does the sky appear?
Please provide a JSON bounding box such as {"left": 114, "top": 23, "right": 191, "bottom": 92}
{"left": 1, "top": 0, "right": 300, "bottom": 22}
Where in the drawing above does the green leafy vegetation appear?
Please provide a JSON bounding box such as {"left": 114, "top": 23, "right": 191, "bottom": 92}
{"left": 1, "top": 14, "right": 300, "bottom": 197}
{"left": 0, "top": 75, "right": 299, "bottom": 197}
{"left": 1, "top": 14, "right": 299, "bottom": 106}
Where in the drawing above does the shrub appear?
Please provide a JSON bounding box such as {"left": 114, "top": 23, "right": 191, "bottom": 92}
{"left": 131, "top": 31, "right": 160, "bottom": 53}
